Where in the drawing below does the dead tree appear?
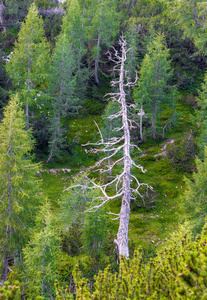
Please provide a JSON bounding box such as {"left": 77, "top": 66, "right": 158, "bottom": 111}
{"left": 65, "top": 36, "right": 150, "bottom": 258}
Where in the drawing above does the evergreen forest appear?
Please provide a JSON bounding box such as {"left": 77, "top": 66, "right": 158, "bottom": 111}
{"left": 2, "top": 0, "right": 207, "bottom": 298}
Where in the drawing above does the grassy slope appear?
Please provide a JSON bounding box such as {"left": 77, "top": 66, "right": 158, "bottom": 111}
{"left": 40, "top": 94, "right": 196, "bottom": 260}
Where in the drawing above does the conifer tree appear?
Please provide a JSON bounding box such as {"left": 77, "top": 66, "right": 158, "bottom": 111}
{"left": 60, "top": 174, "right": 90, "bottom": 226}
{"left": 46, "top": 0, "right": 86, "bottom": 162}
{"left": 196, "top": 72, "right": 207, "bottom": 149}
{"left": 23, "top": 201, "right": 60, "bottom": 299}
{"left": 6, "top": 3, "right": 50, "bottom": 130}
{"left": 88, "top": 0, "right": 119, "bottom": 84}
{"left": 125, "top": 23, "right": 140, "bottom": 83}
{"left": 81, "top": 204, "right": 112, "bottom": 272}
{"left": 182, "top": 146, "right": 207, "bottom": 232}
{"left": 61, "top": 0, "right": 88, "bottom": 98}
{"left": 47, "top": 33, "right": 80, "bottom": 162}
{"left": 169, "top": 0, "right": 207, "bottom": 54}
{"left": 135, "top": 34, "right": 173, "bottom": 139}
{"left": 62, "top": 175, "right": 113, "bottom": 273}
{"left": 0, "top": 94, "right": 40, "bottom": 283}
{"left": 101, "top": 101, "right": 121, "bottom": 175}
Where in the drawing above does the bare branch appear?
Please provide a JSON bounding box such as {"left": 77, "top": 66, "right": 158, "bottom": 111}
{"left": 94, "top": 121, "right": 104, "bottom": 144}
{"left": 131, "top": 160, "right": 147, "bottom": 173}
{"left": 65, "top": 35, "right": 148, "bottom": 258}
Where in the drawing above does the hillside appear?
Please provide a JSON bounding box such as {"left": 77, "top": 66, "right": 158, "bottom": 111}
{"left": 1, "top": 0, "right": 207, "bottom": 298}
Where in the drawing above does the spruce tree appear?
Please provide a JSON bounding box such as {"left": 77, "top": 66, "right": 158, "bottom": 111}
{"left": 47, "top": 33, "right": 80, "bottom": 162}
{"left": 46, "top": 0, "right": 86, "bottom": 162}
{"left": 6, "top": 3, "right": 50, "bottom": 130}
{"left": 0, "top": 94, "right": 40, "bottom": 282}
{"left": 135, "top": 34, "right": 174, "bottom": 139}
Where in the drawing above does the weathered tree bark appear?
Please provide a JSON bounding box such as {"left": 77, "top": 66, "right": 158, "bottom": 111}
{"left": 67, "top": 36, "right": 148, "bottom": 260}
{"left": 114, "top": 39, "right": 131, "bottom": 258}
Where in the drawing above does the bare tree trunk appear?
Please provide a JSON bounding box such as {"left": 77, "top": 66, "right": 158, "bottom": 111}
{"left": 69, "top": 36, "right": 148, "bottom": 260}
{"left": 115, "top": 39, "right": 131, "bottom": 258}
{"left": 0, "top": 0, "right": 6, "bottom": 33}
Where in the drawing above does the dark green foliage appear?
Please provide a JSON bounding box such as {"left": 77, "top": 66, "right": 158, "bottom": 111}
{"left": 59, "top": 173, "right": 118, "bottom": 284}
{"left": 196, "top": 72, "right": 207, "bottom": 150}
{"left": 167, "top": 133, "right": 198, "bottom": 173}
{"left": 5, "top": 0, "right": 32, "bottom": 32}
{"left": 47, "top": 33, "right": 79, "bottom": 162}
{"left": 0, "top": 51, "right": 9, "bottom": 118}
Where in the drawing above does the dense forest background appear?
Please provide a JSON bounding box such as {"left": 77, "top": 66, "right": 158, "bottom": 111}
{"left": 1, "top": 0, "right": 207, "bottom": 298}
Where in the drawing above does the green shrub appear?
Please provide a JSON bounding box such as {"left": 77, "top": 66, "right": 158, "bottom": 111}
{"left": 73, "top": 222, "right": 207, "bottom": 299}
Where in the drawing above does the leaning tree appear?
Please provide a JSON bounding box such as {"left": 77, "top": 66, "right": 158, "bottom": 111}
{"left": 65, "top": 36, "right": 150, "bottom": 258}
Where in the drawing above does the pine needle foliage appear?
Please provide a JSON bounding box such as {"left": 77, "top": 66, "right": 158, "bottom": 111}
{"left": 6, "top": 3, "right": 50, "bottom": 129}
{"left": 23, "top": 200, "right": 61, "bottom": 299}
{"left": 0, "top": 94, "right": 41, "bottom": 282}
{"left": 182, "top": 146, "right": 207, "bottom": 233}
{"left": 135, "top": 33, "right": 175, "bottom": 139}
{"left": 73, "top": 222, "right": 207, "bottom": 299}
